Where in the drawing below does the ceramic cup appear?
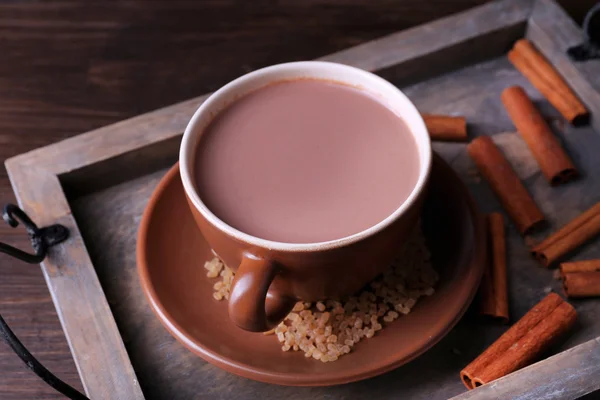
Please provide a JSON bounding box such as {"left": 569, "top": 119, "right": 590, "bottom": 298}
{"left": 180, "top": 61, "right": 432, "bottom": 332}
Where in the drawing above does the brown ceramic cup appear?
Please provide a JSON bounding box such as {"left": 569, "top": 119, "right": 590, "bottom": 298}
{"left": 179, "top": 61, "right": 432, "bottom": 332}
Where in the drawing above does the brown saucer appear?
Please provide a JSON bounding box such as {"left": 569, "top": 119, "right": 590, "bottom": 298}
{"left": 137, "top": 153, "right": 485, "bottom": 386}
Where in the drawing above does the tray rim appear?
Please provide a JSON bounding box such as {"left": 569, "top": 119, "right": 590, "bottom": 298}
{"left": 5, "top": 0, "right": 600, "bottom": 398}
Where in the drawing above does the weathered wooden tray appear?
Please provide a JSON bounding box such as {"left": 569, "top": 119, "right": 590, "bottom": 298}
{"left": 6, "top": 0, "right": 600, "bottom": 399}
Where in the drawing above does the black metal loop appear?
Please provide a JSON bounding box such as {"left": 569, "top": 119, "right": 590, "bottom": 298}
{"left": 567, "top": 3, "right": 600, "bottom": 61}
{"left": 1, "top": 204, "right": 69, "bottom": 264}
{"left": 0, "top": 204, "right": 89, "bottom": 400}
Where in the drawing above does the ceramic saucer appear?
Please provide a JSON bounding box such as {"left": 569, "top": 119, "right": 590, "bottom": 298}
{"left": 137, "top": 153, "right": 485, "bottom": 386}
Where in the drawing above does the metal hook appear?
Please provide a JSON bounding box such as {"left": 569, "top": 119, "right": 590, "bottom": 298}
{"left": 1, "top": 204, "right": 69, "bottom": 264}
{"left": 567, "top": 3, "right": 600, "bottom": 61}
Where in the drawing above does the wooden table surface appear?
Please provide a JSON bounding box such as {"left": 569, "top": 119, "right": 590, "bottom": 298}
{"left": 0, "top": 1, "right": 593, "bottom": 398}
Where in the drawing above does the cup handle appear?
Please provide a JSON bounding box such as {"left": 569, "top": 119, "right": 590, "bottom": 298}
{"left": 228, "top": 254, "right": 296, "bottom": 332}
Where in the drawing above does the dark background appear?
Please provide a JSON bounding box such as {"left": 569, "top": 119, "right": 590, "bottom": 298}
{"left": 0, "top": 1, "right": 593, "bottom": 398}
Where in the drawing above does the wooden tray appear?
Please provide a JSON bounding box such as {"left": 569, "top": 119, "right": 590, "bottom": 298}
{"left": 6, "top": 0, "right": 600, "bottom": 398}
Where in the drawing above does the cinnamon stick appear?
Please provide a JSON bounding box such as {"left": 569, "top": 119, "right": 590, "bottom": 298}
{"left": 532, "top": 202, "right": 600, "bottom": 266}
{"left": 508, "top": 39, "right": 588, "bottom": 125}
{"left": 422, "top": 114, "right": 467, "bottom": 141}
{"left": 563, "top": 272, "right": 600, "bottom": 298}
{"left": 467, "top": 136, "right": 545, "bottom": 235}
{"left": 480, "top": 213, "right": 509, "bottom": 322}
{"left": 501, "top": 86, "right": 577, "bottom": 185}
{"left": 461, "top": 293, "right": 577, "bottom": 389}
{"left": 560, "top": 259, "right": 600, "bottom": 276}
{"left": 533, "top": 203, "right": 600, "bottom": 252}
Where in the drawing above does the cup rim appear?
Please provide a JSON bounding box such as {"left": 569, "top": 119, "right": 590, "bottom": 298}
{"left": 180, "top": 61, "right": 432, "bottom": 252}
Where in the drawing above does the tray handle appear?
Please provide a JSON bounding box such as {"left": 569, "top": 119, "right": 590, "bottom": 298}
{"left": 0, "top": 204, "right": 88, "bottom": 400}
{"left": 567, "top": 3, "right": 600, "bottom": 61}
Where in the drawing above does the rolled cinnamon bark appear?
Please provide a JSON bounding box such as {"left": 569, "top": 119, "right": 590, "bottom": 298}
{"left": 508, "top": 39, "right": 588, "bottom": 125}
{"left": 536, "top": 215, "right": 600, "bottom": 267}
{"left": 563, "top": 272, "right": 600, "bottom": 298}
{"left": 480, "top": 213, "right": 509, "bottom": 322}
{"left": 501, "top": 86, "right": 577, "bottom": 185}
{"left": 467, "top": 136, "right": 545, "bottom": 235}
{"left": 532, "top": 202, "right": 600, "bottom": 266}
{"left": 560, "top": 259, "right": 600, "bottom": 276}
{"left": 461, "top": 293, "right": 577, "bottom": 389}
{"left": 422, "top": 114, "right": 467, "bottom": 141}
{"left": 533, "top": 203, "right": 600, "bottom": 252}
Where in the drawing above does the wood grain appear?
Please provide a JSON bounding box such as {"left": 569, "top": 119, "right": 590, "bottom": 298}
{"left": 0, "top": 0, "right": 594, "bottom": 399}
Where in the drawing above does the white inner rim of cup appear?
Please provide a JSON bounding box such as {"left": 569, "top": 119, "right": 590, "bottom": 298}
{"left": 180, "top": 61, "right": 432, "bottom": 251}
